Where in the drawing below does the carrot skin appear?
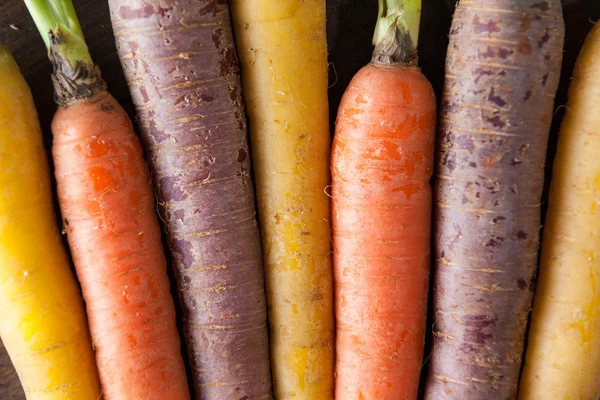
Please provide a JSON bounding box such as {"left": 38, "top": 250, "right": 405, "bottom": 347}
{"left": 53, "top": 91, "right": 189, "bottom": 400}
{"left": 519, "top": 21, "right": 600, "bottom": 400}
{"left": 333, "top": 64, "right": 436, "bottom": 399}
{"left": 424, "top": 1, "right": 564, "bottom": 398}
{"left": 230, "top": 0, "right": 334, "bottom": 400}
{"left": 108, "top": 1, "right": 272, "bottom": 397}
{"left": 230, "top": 1, "right": 335, "bottom": 396}
{"left": 0, "top": 44, "right": 101, "bottom": 400}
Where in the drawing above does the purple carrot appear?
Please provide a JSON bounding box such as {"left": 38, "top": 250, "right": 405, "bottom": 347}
{"left": 108, "top": 1, "right": 272, "bottom": 398}
{"left": 425, "top": 0, "right": 564, "bottom": 399}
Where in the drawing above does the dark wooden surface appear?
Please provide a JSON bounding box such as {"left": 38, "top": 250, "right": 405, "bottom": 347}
{"left": 0, "top": 339, "right": 22, "bottom": 400}
{"left": 0, "top": 0, "right": 599, "bottom": 398}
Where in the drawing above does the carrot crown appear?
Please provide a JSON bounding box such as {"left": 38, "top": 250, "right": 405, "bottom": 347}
{"left": 372, "top": 0, "right": 422, "bottom": 66}
{"left": 23, "top": 0, "right": 106, "bottom": 106}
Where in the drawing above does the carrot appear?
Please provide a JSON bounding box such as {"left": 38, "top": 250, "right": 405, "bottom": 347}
{"left": 331, "top": 1, "right": 435, "bottom": 398}
{"left": 230, "top": 0, "right": 335, "bottom": 397}
{"left": 106, "top": 1, "right": 272, "bottom": 397}
{"left": 423, "top": 0, "right": 564, "bottom": 398}
{"left": 518, "top": 21, "right": 600, "bottom": 400}
{"left": 23, "top": 1, "right": 189, "bottom": 399}
{"left": 0, "top": 43, "right": 101, "bottom": 400}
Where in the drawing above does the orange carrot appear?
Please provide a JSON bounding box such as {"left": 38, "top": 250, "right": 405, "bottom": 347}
{"left": 52, "top": 92, "right": 189, "bottom": 399}
{"left": 331, "top": 1, "right": 436, "bottom": 398}
{"left": 24, "top": 2, "right": 189, "bottom": 399}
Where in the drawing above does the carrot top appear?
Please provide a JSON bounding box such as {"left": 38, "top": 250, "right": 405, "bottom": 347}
{"left": 372, "top": 0, "right": 422, "bottom": 66}
{"left": 23, "top": 0, "right": 105, "bottom": 106}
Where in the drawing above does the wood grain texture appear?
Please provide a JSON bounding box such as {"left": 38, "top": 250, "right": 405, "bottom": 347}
{"left": 0, "top": 0, "right": 599, "bottom": 398}
{"left": 0, "top": 339, "right": 23, "bottom": 400}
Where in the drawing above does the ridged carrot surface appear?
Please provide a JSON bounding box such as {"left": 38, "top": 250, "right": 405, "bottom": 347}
{"left": 332, "top": 2, "right": 435, "bottom": 397}
{"left": 23, "top": 0, "right": 190, "bottom": 398}
{"left": 424, "top": 0, "right": 564, "bottom": 398}
{"left": 333, "top": 64, "right": 435, "bottom": 398}
{"left": 519, "top": 20, "right": 600, "bottom": 400}
{"left": 231, "top": 1, "right": 335, "bottom": 398}
{"left": 52, "top": 92, "right": 189, "bottom": 399}
{"left": 108, "top": 1, "right": 272, "bottom": 397}
{"left": 0, "top": 44, "right": 101, "bottom": 400}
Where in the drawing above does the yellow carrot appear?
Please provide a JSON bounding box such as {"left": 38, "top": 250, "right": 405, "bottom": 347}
{"left": 0, "top": 45, "right": 101, "bottom": 399}
{"left": 519, "top": 21, "right": 600, "bottom": 400}
{"left": 231, "top": 1, "right": 334, "bottom": 398}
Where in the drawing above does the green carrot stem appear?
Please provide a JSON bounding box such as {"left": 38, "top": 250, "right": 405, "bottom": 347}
{"left": 24, "top": 0, "right": 84, "bottom": 49}
{"left": 373, "top": 0, "right": 422, "bottom": 49}
{"left": 23, "top": 0, "right": 104, "bottom": 106}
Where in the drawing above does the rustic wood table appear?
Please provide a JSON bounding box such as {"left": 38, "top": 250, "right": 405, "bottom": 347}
{"left": 0, "top": 0, "right": 598, "bottom": 398}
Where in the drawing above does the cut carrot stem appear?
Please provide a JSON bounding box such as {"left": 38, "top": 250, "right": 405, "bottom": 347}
{"left": 23, "top": 1, "right": 190, "bottom": 398}
{"left": 332, "top": 1, "right": 436, "bottom": 398}
{"left": 373, "top": 0, "right": 421, "bottom": 48}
